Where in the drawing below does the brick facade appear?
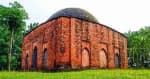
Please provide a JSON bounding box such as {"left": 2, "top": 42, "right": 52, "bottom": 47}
{"left": 21, "top": 17, "right": 128, "bottom": 70}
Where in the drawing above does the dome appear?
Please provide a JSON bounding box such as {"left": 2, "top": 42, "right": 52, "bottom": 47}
{"left": 48, "top": 8, "right": 99, "bottom": 23}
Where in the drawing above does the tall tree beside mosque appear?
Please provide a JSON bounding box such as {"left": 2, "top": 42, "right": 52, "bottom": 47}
{"left": 0, "top": 1, "right": 28, "bottom": 71}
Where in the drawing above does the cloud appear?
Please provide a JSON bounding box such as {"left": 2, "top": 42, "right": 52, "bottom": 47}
{"left": 1, "top": 0, "right": 150, "bottom": 32}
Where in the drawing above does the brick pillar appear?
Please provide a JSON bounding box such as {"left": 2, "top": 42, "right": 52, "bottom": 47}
{"left": 89, "top": 23, "right": 99, "bottom": 67}
{"left": 108, "top": 30, "right": 115, "bottom": 68}
{"left": 70, "top": 18, "right": 82, "bottom": 69}
{"left": 122, "top": 38, "right": 128, "bottom": 68}
{"left": 120, "top": 36, "right": 128, "bottom": 69}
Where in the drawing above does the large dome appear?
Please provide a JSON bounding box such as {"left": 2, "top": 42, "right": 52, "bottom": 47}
{"left": 48, "top": 8, "right": 99, "bottom": 23}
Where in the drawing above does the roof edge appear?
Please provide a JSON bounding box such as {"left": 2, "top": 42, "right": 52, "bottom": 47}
{"left": 24, "top": 16, "right": 127, "bottom": 38}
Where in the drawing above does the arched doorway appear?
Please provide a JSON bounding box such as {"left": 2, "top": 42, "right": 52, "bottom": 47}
{"left": 25, "top": 54, "right": 29, "bottom": 69}
{"left": 42, "top": 48, "right": 48, "bottom": 69}
{"left": 32, "top": 47, "right": 37, "bottom": 69}
{"left": 99, "top": 49, "right": 107, "bottom": 68}
{"left": 81, "top": 48, "right": 90, "bottom": 67}
{"left": 115, "top": 54, "right": 120, "bottom": 68}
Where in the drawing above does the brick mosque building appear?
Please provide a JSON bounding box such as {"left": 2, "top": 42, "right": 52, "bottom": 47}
{"left": 21, "top": 8, "right": 128, "bottom": 70}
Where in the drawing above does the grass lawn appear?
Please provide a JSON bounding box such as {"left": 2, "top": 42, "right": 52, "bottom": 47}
{"left": 0, "top": 69, "right": 149, "bottom": 79}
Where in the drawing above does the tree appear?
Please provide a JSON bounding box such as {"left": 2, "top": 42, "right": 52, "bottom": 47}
{"left": 0, "top": 27, "right": 9, "bottom": 70}
{"left": 28, "top": 22, "right": 39, "bottom": 31}
{"left": 125, "top": 26, "right": 150, "bottom": 68}
{"left": 24, "top": 22, "right": 39, "bottom": 34}
{"left": 0, "top": 1, "right": 28, "bottom": 71}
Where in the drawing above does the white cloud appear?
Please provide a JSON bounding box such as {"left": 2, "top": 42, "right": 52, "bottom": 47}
{"left": 1, "top": 0, "right": 150, "bottom": 33}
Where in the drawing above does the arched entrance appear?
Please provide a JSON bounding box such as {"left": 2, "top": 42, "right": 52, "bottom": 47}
{"left": 25, "top": 54, "right": 29, "bottom": 69}
{"left": 115, "top": 54, "right": 120, "bottom": 68}
{"left": 99, "top": 49, "right": 107, "bottom": 68}
{"left": 42, "top": 48, "right": 48, "bottom": 69}
{"left": 32, "top": 47, "right": 37, "bottom": 69}
{"left": 81, "top": 48, "right": 90, "bottom": 67}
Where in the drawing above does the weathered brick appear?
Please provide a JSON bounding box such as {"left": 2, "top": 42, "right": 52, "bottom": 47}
{"left": 21, "top": 17, "right": 128, "bottom": 70}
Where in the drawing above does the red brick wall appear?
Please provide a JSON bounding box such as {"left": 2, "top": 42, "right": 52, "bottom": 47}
{"left": 21, "top": 17, "right": 128, "bottom": 70}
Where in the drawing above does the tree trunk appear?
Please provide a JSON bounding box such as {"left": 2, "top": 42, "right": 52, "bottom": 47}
{"left": 8, "top": 28, "right": 14, "bottom": 71}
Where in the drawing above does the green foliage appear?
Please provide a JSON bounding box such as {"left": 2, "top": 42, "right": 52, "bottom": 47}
{"left": 0, "top": 26, "right": 9, "bottom": 70}
{"left": 0, "top": 1, "right": 28, "bottom": 70}
{"left": 0, "top": 69, "right": 149, "bottom": 79}
{"left": 125, "top": 26, "right": 150, "bottom": 68}
{"left": 0, "top": 1, "right": 28, "bottom": 31}
{"left": 24, "top": 22, "right": 39, "bottom": 34}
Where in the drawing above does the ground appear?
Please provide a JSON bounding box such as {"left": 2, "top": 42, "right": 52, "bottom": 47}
{"left": 0, "top": 69, "right": 149, "bottom": 79}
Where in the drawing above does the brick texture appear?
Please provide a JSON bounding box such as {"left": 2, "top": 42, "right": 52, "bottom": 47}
{"left": 21, "top": 17, "right": 128, "bottom": 70}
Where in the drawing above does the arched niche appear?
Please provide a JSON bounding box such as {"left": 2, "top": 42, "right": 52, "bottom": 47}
{"left": 81, "top": 48, "right": 90, "bottom": 67}
{"left": 115, "top": 54, "right": 120, "bottom": 68}
{"left": 32, "top": 47, "right": 37, "bottom": 69}
{"left": 25, "top": 54, "right": 29, "bottom": 69}
{"left": 99, "top": 49, "right": 107, "bottom": 68}
{"left": 42, "top": 48, "right": 48, "bottom": 69}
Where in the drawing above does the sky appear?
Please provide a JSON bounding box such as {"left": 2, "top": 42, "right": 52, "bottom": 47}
{"left": 1, "top": 0, "right": 150, "bottom": 33}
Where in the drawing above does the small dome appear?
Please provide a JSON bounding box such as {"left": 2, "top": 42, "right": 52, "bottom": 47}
{"left": 48, "top": 8, "right": 99, "bottom": 23}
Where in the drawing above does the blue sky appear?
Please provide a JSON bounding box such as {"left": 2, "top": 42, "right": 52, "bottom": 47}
{"left": 1, "top": 0, "right": 150, "bottom": 33}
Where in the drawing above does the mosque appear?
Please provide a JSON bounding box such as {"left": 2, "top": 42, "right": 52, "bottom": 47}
{"left": 21, "top": 8, "right": 128, "bottom": 70}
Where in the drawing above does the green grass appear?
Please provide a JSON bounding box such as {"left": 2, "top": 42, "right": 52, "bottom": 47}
{"left": 0, "top": 69, "right": 149, "bottom": 79}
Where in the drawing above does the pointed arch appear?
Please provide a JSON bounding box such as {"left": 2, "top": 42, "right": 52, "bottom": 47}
{"left": 99, "top": 49, "right": 107, "bottom": 68}
{"left": 115, "top": 54, "right": 120, "bottom": 68}
{"left": 81, "top": 48, "right": 90, "bottom": 67}
{"left": 32, "top": 47, "right": 37, "bottom": 69}
{"left": 25, "top": 54, "right": 29, "bottom": 70}
{"left": 42, "top": 48, "right": 48, "bottom": 69}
